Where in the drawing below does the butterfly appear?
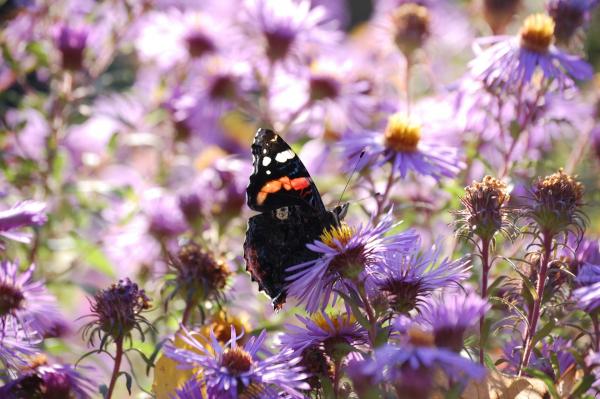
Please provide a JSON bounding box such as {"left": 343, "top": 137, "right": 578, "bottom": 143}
{"left": 243, "top": 128, "right": 347, "bottom": 308}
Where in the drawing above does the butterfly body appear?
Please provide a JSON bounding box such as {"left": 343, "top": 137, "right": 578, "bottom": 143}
{"left": 244, "top": 128, "right": 346, "bottom": 308}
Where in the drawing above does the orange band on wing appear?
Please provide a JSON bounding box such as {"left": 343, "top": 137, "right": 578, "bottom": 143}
{"left": 256, "top": 177, "right": 312, "bottom": 205}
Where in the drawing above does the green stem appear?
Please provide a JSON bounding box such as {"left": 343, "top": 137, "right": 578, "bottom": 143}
{"left": 479, "top": 238, "right": 491, "bottom": 364}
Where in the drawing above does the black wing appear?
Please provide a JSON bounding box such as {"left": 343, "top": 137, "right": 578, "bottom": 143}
{"left": 243, "top": 205, "right": 338, "bottom": 308}
{"left": 246, "top": 128, "right": 326, "bottom": 213}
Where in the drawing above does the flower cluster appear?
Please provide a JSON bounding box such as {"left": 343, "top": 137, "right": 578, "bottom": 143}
{"left": 2, "top": 0, "right": 600, "bottom": 397}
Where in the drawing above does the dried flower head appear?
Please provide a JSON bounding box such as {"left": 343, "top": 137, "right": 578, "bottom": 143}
{"left": 454, "top": 175, "right": 514, "bottom": 242}
{"left": 164, "top": 243, "right": 230, "bottom": 309}
{"left": 483, "top": 0, "right": 521, "bottom": 34}
{"left": 82, "top": 278, "right": 152, "bottom": 348}
{"left": 547, "top": 0, "right": 589, "bottom": 44}
{"left": 391, "top": 3, "right": 430, "bottom": 56}
{"left": 527, "top": 169, "right": 585, "bottom": 236}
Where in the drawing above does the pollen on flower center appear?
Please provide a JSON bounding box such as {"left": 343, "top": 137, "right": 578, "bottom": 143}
{"left": 320, "top": 223, "right": 355, "bottom": 248}
{"left": 520, "top": 14, "right": 555, "bottom": 53}
{"left": 312, "top": 313, "right": 355, "bottom": 333}
{"left": 222, "top": 347, "right": 253, "bottom": 374}
{"left": 384, "top": 113, "right": 421, "bottom": 153}
{"left": 0, "top": 282, "right": 25, "bottom": 316}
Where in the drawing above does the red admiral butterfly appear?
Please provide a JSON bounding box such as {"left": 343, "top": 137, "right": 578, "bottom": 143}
{"left": 244, "top": 128, "right": 347, "bottom": 308}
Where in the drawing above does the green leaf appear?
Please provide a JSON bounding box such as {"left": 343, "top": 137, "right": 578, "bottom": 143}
{"left": 25, "top": 41, "right": 49, "bottom": 66}
{"left": 73, "top": 236, "right": 115, "bottom": 277}
{"left": 570, "top": 375, "right": 595, "bottom": 397}
{"left": 484, "top": 353, "right": 498, "bottom": 372}
{"left": 509, "top": 120, "right": 522, "bottom": 139}
{"left": 336, "top": 290, "right": 370, "bottom": 329}
{"left": 320, "top": 373, "right": 335, "bottom": 399}
{"left": 524, "top": 368, "right": 560, "bottom": 399}
{"left": 532, "top": 319, "right": 556, "bottom": 347}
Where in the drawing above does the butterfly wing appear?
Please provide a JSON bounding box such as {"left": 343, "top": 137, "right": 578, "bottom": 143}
{"left": 246, "top": 128, "right": 326, "bottom": 213}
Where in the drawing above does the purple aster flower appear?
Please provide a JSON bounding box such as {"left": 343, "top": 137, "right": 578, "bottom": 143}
{"left": 164, "top": 326, "right": 309, "bottom": 398}
{"left": 502, "top": 336, "right": 575, "bottom": 379}
{"left": 280, "top": 312, "right": 368, "bottom": 360}
{"left": 0, "top": 319, "right": 40, "bottom": 369}
{"left": 172, "top": 379, "right": 204, "bottom": 399}
{"left": 0, "top": 201, "right": 46, "bottom": 248}
{"left": 239, "top": 0, "right": 340, "bottom": 64}
{"left": 54, "top": 23, "right": 89, "bottom": 71}
{"left": 369, "top": 242, "right": 472, "bottom": 314}
{"left": 341, "top": 112, "right": 464, "bottom": 180}
{"left": 573, "top": 277, "right": 600, "bottom": 313}
{"left": 136, "top": 10, "right": 220, "bottom": 69}
{"left": 0, "top": 355, "right": 96, "bottom": 399}
{"left": 417, "top": 290, "right": 490, "bottom": 352}
{"left": 167, "top": 60, "right": 253, "bottom": 143}
{"left": 469, "top": 13, "right": 593, "bottom": 93}
{"left": 143, "top": 191, "right": 188, "bottom": 240}
{"left": 82, "top": 278, "right": 152, "bottom": 348}
{"left": 370, "top": 335, "right": 485, "bottom": 398}
{"left": 274, "top": 54, "right": 375, "bottom": 140}
{"left": 286, "top": 211, "right": 419, "bottom": 313}
{"left": 0, "top": 261, "right": 65, "bottom": 336}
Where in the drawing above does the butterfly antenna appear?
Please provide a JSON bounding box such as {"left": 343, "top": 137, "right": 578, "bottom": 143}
{"left": 337, "top": 150, "right": 365, "bottom": 207}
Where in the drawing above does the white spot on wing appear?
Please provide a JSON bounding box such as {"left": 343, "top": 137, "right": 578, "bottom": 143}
{"left": 262, "top": 157, "right": 272, "bottom": 166}
{"left": 275, "top": 149, "right": 295, "bottom": 163}
{"left": 263, "top": 149, "right": 267, "bottom": 154}
{"left": 266, "top": 170, "right": 271, "bottom": 175}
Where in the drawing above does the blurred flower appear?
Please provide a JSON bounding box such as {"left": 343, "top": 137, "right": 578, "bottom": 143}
{"left": 573, "top": 264, "right": 600, "bottom": 313}
{"left": 0, "top": 354, "right": 96, "bottom": 399}
{"left": 526, "top": 169, "right": 585, "bottom": 236}
{"left": 417, "top": 290, "right": 490, "bottom": 352}
{"left": 54, "top": 23, "right": 89, "bottom": 71}
{"left": 502, "top": 336, "right": 575, "bottom": 379}
{"left": 454, "top": 176, "right": 514, "bottom": 242}
{"left": 369, "top": 243, "right": 471, "bottom": 314}
{"left": 371, "top": 329, "right": 485, "bottom": 398}
{"left": 0, "top": 319, "right": 40, "bottom": 369}
{"left": 469, "top": 13, "right": 593, "bottom": 93}
{"left": 164, "top": 326, "right": 309, "bottom": 398}
{"left": 239, "top": 0, "right": 339, "bottom": 64}
{"left": 390, "top": 2, "right": 430, "bottom": 57}
{"left": 547, "top": 0, "right": 592, "bottom": 44}
{"left": 286, "top": 211, "right": 418, "bottom": 313}
{"left": 164, "top": 242, "right": 230, "bottom": 309}
{"left": 285, "top": 56, "right": 375, "bottom": 139}
{"left": 0, "top": 261, "right": 65, "bottom": 336}
{"left": 592, "top": 125, "right": 600, "bottom": 163}
{"left": 0, "top": 200, "right": 46, "bottom": 247}
{"left": 135, "top": 10, "right": 225, "bottom": 70}
{"left": 483, "top": 0, "right": 522, "bottom": 34}
{"left": 281, "top": 312, "right": 368, "bottom": 360}
{"left": 82, "top": 278, "right": 151, "bottom": 348}
{"left": 143, "top": 192, "right": 188, "bottom": 240}
{"left": 342, "top": 112, "right": 464, "bottom": 180}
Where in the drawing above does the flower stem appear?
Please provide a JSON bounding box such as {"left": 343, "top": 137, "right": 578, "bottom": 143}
{"left": 479, "top": 238, "right": 491, "bottom": 364}
{"left": 357, "top": 284, "right": 378, "bottom": 347}
{"left": 519, "top": 231, "right": 553, "bottom": 375}
{"left": 106, "top": 337, "right": 124, "bottom": 399}
{"left": 181, "top": 300, "right": 194, "bottom": 327}
{"left": 592, "top": 312, "right": 600, "bottom": 352}
{"left": 333, "top": 358, "right": 342, "bottom": 399}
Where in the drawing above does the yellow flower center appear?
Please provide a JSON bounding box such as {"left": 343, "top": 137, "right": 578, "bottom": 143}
{"left": 520, "top": 14, "right": 555, "bottom": 53}
{"left": 320, "top": 223, "right": 355, "bottom": 248}
{"left": 312, "top": 313, "right": 356, "bottom": 333}
{"left": 384, "top": 113, "right": 421, "bottom": 152}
